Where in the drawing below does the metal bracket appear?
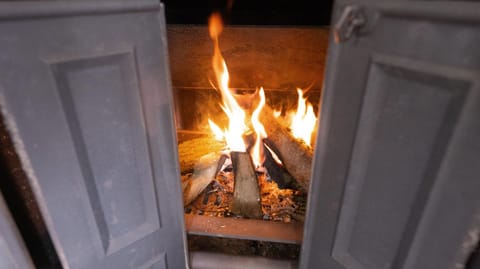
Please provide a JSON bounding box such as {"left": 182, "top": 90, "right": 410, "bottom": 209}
{"left": 333, "top": 5, "right": 366, "bottom": 43}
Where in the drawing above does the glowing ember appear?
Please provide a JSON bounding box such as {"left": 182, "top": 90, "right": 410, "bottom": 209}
{"left": 289, "top": 88, "right": 317, "bottom": 147}
{"left": 265, "top": 144, "right": 283, "bottom": 165}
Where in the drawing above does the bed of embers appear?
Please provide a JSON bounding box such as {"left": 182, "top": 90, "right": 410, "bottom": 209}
{"left": 182, "top": 155, "right": 307, "bottom": 223}
{"left": 178, "top": 129, "right": 311, "bottom": 224}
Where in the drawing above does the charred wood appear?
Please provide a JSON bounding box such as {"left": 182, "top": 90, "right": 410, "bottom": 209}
{"left": 260, "top": 106, "right": 313, "bottom": 191}
{"left": 263, "top": 143, "right": 299, "bottom": 190}
{"left": 182, "top": 153, "right": 226, "bottom": 206}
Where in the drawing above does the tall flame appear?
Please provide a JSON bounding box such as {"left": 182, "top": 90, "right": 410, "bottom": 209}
{"left": 209, "top": 13, "right": 247, "bottom": 152}
{"left": 251, "top": 88, "right": 267, "bottom": 167}
{"left": 207, "top": 14, "right": 318, "bottom": 158}
{"left": 207, "top": 12, "right": 323, "bottom": 168}
{"left": 290, "top": 88, "right": 317, "bottom": 147}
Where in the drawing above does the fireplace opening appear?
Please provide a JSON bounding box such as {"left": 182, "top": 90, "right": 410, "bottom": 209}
{"left": 169, "top": 9, "right": 329, "bottom": 259}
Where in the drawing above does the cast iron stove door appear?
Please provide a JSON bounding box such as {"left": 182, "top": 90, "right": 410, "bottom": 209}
{"left": 302, "top": 1, "right": 480, "bottom": 269}
{"left": 0, "top": 1, "right": 187, "bottom": 268}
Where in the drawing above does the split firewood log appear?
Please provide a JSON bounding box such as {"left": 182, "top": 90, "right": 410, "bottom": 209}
{"left": 178, "top": 136, "right": 225, "bottom": 174}
{"left": 263, "top": 143, "right": 300, "bottom": 190}
{"left": 182, "top": 152, "right": 227, "bottom": 206}
{"left": 260, "top": 106, "right": 313, "bottom": 191}
{"left": 231, "top": 151, "right": 263, "bottom": 219}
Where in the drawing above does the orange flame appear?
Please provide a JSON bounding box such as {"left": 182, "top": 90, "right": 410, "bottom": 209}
{"left": 289, "top": 88, "right": 317, "bottom": 147}
{"left": 208, "top": 119, "right": 224, "bottom": 141}
{"left": 251, "top": 88, "right": 267, "bottom": 167}
{"left": 207, "top": 13, "right": 269, "bottom": 167}
{"left": 208, "top": 13, "right": 247, "bottom": 152}
{"left": 206, "top": 13, "right": 317, "bottom": 159}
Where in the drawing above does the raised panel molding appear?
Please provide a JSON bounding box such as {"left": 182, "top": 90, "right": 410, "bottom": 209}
{"left": 49, "top": 51, "right": 160, "bottom": 255}
{"left": 0, "top": 2, "right": 187, "bottom": 268}
{"left": 139, "top": 252, "right": 167, "bottom": 269}
{"left": 332, "top": 54, "right": 471, "bottom": 269}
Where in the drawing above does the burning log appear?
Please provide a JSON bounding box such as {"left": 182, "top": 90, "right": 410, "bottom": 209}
{"left": 183, "top": 152, "right": 227, "bottom": 206}
{"left": 260, "top": 106, "right": 313, "bottom": 191}
{"left": 178, "top": 136, "right": 225, "bottom": 174}
{"left": 231, "top": 151, "right": 263, "bottom": 219}
{"left": 263, "top": 143, "right": 298, "bottom": 190}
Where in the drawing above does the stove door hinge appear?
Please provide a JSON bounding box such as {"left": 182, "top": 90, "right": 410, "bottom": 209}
{"left": 333, "top": 5, "right": 367, "bottom": 43}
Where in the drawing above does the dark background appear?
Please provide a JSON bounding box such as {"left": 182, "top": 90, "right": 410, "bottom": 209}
{"left": 162, "top": 0, "right": 334, "bottom": 25}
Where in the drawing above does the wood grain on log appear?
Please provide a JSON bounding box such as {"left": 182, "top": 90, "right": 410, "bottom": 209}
{"left": 231, "top": 151, "right": 263, "bottom": 219}
{"left": 260, "top": 106, "right": 313, "bottom": 191}
{"left": 182, "top": 152, "right": 226, "bottom": 206}
{"left": 178, "top": 136, "right": 225, "bottom": 174}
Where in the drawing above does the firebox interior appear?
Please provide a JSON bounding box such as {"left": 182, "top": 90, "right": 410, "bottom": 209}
{"left": 168, "top": 24, "right": 330, "bottom": 258}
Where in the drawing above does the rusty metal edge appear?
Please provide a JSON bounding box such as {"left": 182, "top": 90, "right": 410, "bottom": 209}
{"left": 184, "top": 214, "right": 303, "bottom": 245}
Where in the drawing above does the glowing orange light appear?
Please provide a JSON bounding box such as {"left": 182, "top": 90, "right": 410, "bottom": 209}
{"left": 251, "top": 88, "right": 267, "bottom": 167}
{"left": 289, "top": 88, "right": 317, "bottom": 147}
{"left": 205, "top": 13, "right": 317, "bottom": 166}
{"left": 208, "top": 12, "right": 247, "bottom": 152}
{"left": 208, "top": 119, "right": 225, "bottom": 141}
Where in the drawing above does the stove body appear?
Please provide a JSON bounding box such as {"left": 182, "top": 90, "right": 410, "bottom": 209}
{"left": 0, "top": 1, "right": 479, "bottom": 269}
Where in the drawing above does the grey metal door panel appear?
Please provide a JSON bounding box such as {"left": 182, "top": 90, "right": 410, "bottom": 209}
{"left": 0, "top": 192, "right": 35, "bottom": 269}
{"left": 301, "top": 1, "right": 480, "bottom": 269}
{"left": 0, "top": 1, "right": 187, "bottom": 269}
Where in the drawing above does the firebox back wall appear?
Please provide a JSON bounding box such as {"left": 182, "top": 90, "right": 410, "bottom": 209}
{"left": 166, "top": 25, "right": 329, "bottom": 130}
